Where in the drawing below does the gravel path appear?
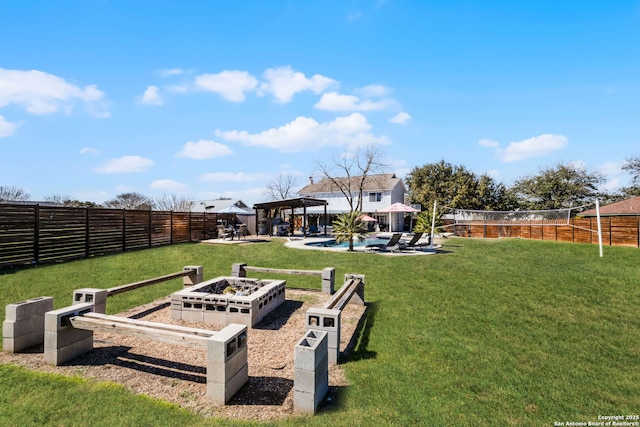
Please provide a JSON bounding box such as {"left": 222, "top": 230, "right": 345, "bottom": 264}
{"left": 1, "top": 289, "right": 366, "bottom": 421}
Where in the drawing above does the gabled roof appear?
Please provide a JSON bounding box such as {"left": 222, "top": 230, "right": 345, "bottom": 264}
{"left": 579, "top": 196, "right": 640, "bottom": 217}
{"left": 298, "top": 173, "right": 404, "bottom": 194}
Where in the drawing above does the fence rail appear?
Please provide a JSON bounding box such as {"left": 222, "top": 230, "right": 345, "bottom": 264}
{"left": 449, "top": 216, "right": 640, "bottom": 248}
{"left": 0, "top": 203, "right": 218, "bottom": 268}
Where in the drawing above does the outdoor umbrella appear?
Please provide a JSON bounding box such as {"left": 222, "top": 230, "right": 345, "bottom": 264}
{"left": 359, "top": 214, "right": 378, "bottom": 222}
{"left": 377, "top": 202, "right": 420, "bottom": 232}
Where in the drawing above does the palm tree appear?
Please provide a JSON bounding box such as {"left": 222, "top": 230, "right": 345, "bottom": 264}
{"left": 333, "top": 211, "right": 368, "bottom": 251}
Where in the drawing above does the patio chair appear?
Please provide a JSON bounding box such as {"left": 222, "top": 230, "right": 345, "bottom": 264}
{"left": 365, "top": 233, "right": 403, "bottom": 252}
{"left": 399, "top": 232, "right": 430, "bottom": 250}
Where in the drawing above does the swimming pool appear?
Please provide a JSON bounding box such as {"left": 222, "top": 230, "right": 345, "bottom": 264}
{"left": 305, "top": 236, "right": 390, "bottom": 248}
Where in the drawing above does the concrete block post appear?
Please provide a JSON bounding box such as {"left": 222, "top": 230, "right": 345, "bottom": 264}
{"left": 321, "top": 268, "right": 335, "bottom": 295}
{"left": 344, "top": 273, "right": 366, "bottom": 305}
{"left": 206, "top": 323, "right": 248, "bottom": 404}
{"left": 231, "top": 263, "right": 247, "bottom": 278}
{"left": 183, "top": 266, "right": 204, "bottom": 288}
{"left": 306, "top": 307, "right": 341, "bottom": 365}
{"left": 3, "top": 296, "right": 54, "bottom": 353}
{"left": 72, "top": 288, "right": 108, "bottom": 314}
{"left": 294, "top": 329, "right": 329, "bottom": 414}
{"left": 44, "top": 303, "right": 94, "bottom": 366}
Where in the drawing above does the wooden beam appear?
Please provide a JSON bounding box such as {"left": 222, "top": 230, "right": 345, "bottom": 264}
{"left": 243, "top": 266, "right": 323, "bottom": 276}
{"left": 69, "top": 313, "right": 214, "bottom": 348}
{"left": 106, "top": 270, "right": 193, "bottom": 296}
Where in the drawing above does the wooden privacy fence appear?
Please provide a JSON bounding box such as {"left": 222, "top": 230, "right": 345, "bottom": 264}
{"left": 0, "top": 203, "right": 218, "bottom": 268}
{"left": 450, "top": 216, "right": 640, "bottom": 248}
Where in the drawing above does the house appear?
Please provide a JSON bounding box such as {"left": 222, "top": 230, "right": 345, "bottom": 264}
{"left": 579, "top": 196, "right": 640, "bottom": 217}
{"left": 297, "top": 173, "right": 411, "bottom": 232}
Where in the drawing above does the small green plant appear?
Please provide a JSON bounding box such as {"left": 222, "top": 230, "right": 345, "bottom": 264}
{"left": 414, "top": 210, "right": 441, "bottom": 234}
{"left": 332, "top": 210, "right": 368, "bottom": 251}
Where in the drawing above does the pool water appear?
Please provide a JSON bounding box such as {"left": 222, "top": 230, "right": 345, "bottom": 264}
{"left": 306, "top": 237, "right": 390, "bottom": 248}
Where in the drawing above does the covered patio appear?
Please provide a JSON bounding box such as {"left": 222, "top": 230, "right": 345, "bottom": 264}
{"left": 253, "top": 197, "right": 329, "bottom": 236}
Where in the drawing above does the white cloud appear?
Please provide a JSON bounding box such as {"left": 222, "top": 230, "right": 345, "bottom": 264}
{"left": 194, "top": 70, "right": 258, "bottom": 102}
{"left": 597, "top": 161, "right": 623, "bottom": 176}
{"left": 159, "top": 68, "right": 185, "bottom": 77}
{"left": 0, "top": 115, "right": 22, "bottom": 137}
{"left": 347, "top": 12, "right": 363, "bottom": 21}
{"left": 478, "top": 138, "right": 500, "bottom": 148}
{"left": 601, "top": 177, "right": 620, "bottom": 192}
{"left": 496, "top": 134, "right": 568, "bottom": 162}
{"left": 164, "top": 84, "right": 188, "bottom": 93}
{"left": 258, "top": 66, "right": 336, "bottom": 103}
{"left": 175, "top": 139, "right": 233, "bottom": 159}
{"left": 140, "top": 85, "right": 163, "bottom": 106}
{"left": 355, "top": 84, "right": 390, "bottom": 97}
{"left": 314, "top": 92, "right": 396, "bottom": 111}
{"left": 216, "top": 112, "right": 390, "bottom": 152}
{"left": 200, "top": 172, "right": 272, "bottom": 182}
{"left": 0, "top": 68, "right": 108, "bottom": 117}
{"left": 150, "top": 179, "right": 189, "bottom": 192}
{"left": 197, "top": 186, "right": 267, "bottom": 207}
{"left": 93, "top": 156, "right": 155, "bottom": 173}
{"left": 389, "top": 112, "right": 411, "bottom": 124}
{"left": 79, "top": 147, "right": 100, "bottom": 155}
{"left": 487, "top": 169, "right": 500, "bottom": 178}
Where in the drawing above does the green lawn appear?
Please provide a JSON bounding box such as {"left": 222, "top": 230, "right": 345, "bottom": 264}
{"left": 1, "top": 238, "right": 638, "bottom": 426}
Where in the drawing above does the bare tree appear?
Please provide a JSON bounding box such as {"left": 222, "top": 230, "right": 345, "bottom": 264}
{"left": 153, "top": 194, "right": 195, "bottom": 212}
{"left": 104, "top": 192, "right": 152, "bottom": 210}
{"left": 266, "top": 174, "right": 299, "bottom": 200}
{"left": 623, "top": 156, "right": 640, "bottom": 184}
{"left": 0, "top": 186, "right": 30, "bottom": 202}
{"left": 315, "top": 145, "right": 388, "bottom": 212}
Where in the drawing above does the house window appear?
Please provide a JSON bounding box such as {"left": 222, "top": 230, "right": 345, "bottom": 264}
{"left": 368, "top": 192, "right": 382, "bottom": 202}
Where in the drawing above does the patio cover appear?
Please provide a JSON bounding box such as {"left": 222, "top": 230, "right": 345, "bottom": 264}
{"left": 253, "top": 197, "right": 328, "bottom": 235}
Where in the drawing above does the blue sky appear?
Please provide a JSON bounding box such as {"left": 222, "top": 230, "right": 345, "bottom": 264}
{"left": 1, "top": 0, "right": 639, "bottom": 206}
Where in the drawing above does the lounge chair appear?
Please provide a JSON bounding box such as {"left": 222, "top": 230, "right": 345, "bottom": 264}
{"left": 366, "top": 233, "right": 403, "bottom": 252}
{"left": 399, "top": 232, "right": 430, "bottom": 250}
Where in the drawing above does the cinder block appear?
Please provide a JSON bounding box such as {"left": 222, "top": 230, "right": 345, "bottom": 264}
{"left": 3, "top": 316, "right": 43, "bottom": 338}
{"left": 44, "top": 336, "right": 93, "bottom": 366}
{"left": 231, "top": 263, "right": 247, "bottom": 278}
{"left": 294, "top": 352, "right": 328, "bottom": 393}
{"left": 44, "top": 328, "right": 93, "bottom": 350}
{"left": 207, "top": 324, "right": 247, "bottom": 363}
{"left": 322, "top": 268, "right": 335, "bottom": 294}
{"left": 180, "top": 309, "right": 204, "bottom": 323}
{"left": 72, "top": 288, "right": 108, "bottom": 314}
{"left": 5, "top": 296, "right": 53, "bottom": 322}
{"left": 207, "top": 345, "right": 248, "bottom": 383}
{"left": 294, "top": 330, "right": 328, "bottom": 371}
{"left": 344, "top": 274, "right": 365, "bottom": 305}
{"left": 206, "top": 362, "right": 248, "bottom": 404}
{"left": 45, "top": 303, "right": 94, "bottom": 331}
{"left": 3, "top": 329, "right": 45, "bottom": 353}
{"left": 183, "top": 265, "right": 204, "bottom": 287}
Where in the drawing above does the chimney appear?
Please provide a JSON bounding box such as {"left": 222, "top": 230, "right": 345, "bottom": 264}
{"left": 309, "top": 176, "right": 314, "bottom": 185}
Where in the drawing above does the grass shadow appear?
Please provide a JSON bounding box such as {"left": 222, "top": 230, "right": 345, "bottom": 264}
{"left": 252, "top": 299, "right": 303, "bottom": 331}
{"left": 226, "top": 376, "right": 293, "bottom": 406}
{"left": 127, "top": 301, "right": 171, "bottom": 319}
{"left": 66, "top": 346, "right": 207, "bottom": 383}
{"left": 342, "top": 300, "right": 378, "bottom": 363}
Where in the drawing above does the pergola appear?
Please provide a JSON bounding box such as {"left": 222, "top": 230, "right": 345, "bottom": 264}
{"left": 253, "top": 197, "right": 328, "bottom": 236}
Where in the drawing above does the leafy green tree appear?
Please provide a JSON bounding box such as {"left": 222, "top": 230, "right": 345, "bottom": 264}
{"left": 511, "top": 162, "right": 604, "bottom": 210}
{"left": 413, "top": 210, "right": 441, "bottom": 235}
{"left": 332, "top": 210, "right": 368, "bottom": 251}
{"left": 406, "top": 161, "right": 517, "bottom": 221}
